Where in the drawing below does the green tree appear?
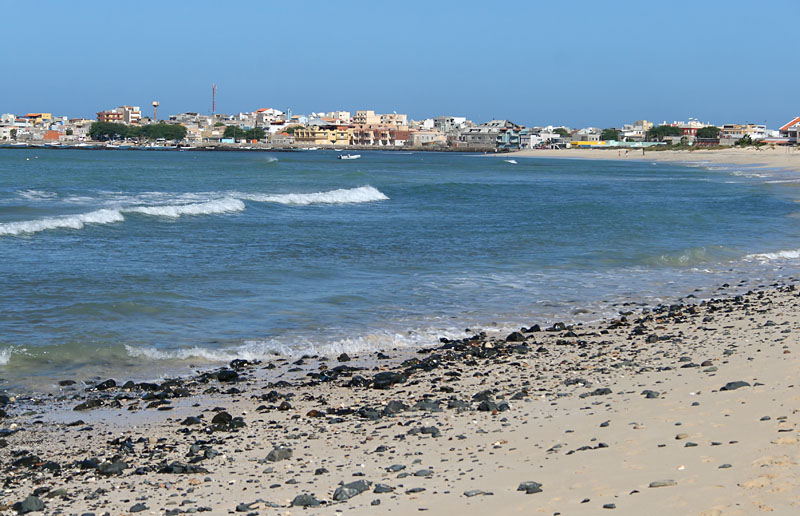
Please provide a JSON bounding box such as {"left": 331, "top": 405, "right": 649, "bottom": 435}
{"left": 65, "top": 128, "right": 73, "bottom": 136}
{"left": 223, "top": 126, "right": 248, "bottom": 139}
{"left": 735, "top": 134, "right": 753, "bottom": 147}
{"left": 600, "top": 128, "right": 620, "bottom": 141}
{"left": 10, "top": 129, "right": 17, "bottom": 140}
{"left": 554, "top": 127, "right": 571, "bottom": 138}
{"left": 695, "top": 126, "right": 720, "bottom": 139}
{"left": 646, "top": 125, "right": 682, "bottom": 141}
{"left": 214, "top": 121, "right": 225, "bottom": 127}
{"left": 90, "top": 122, "right": 129, "bottom": 140}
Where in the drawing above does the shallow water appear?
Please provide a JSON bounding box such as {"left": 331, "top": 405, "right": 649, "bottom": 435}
{"left": 2, "top": 149, "right": 799, "bottom": 391}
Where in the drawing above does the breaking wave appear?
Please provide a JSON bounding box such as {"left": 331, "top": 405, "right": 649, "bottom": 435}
{"left": 0, "top": 209, "right": 124, "bottom": 236}
{"left": 744, "top": 249, "right": 800, "bottom": 262}
{"left": 241, "top": 185, "right": 388, "bottom": 205}
{"left": 128, "top": 198, "right": 245, "bottom": 218}
{"left": 124, "top": 328, "right": 456, "bottom": 363}
{"left": 0, "top": 348, "right": 10, "bottom": 366}
{"left": 1, "top": 186, "right": 388, "bottom": 237}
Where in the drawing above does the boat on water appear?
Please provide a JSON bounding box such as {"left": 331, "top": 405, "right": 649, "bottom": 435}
{"left": 504, "top": 159, "right": 518, "bottom": 164}
{"left": 338, "top": 154, "right": 361, "bottom": 160}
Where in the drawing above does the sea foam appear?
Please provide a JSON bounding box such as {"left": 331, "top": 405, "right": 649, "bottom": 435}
{"left": 127, "top": 198, "right": 245, "bottom": 218}
{"left": 745, "top": 249, "right": 800, "bottom": 262}
{"left": 0, "top": 348, "right": 10, "bottom": 366}
{"left": 242, "top": 185, "right": 388, "bottom": 205}
{"left": 0, "top": 209, "right": 124, "bottom": 236}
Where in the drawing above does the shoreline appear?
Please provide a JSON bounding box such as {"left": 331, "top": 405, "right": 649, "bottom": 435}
{"left": 508, "top": 146, "right": 800, "bottom": 173}
{"left": 2, "top": 278, "right": 800, "bottom": 514}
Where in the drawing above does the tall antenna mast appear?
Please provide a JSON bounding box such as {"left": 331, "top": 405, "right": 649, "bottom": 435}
{"left": 212, "top": 84, "right": 217, "bottom": 115}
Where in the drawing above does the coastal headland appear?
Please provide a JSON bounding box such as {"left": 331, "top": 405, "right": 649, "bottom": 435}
{"left": 1, "top": 278, "right": 799, "bottom": 515}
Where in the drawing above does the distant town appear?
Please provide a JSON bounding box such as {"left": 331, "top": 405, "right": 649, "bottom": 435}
{"left": 2, "top": 102, "right": 800, "bottom": 151}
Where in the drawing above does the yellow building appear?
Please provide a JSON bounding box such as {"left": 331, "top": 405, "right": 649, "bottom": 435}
{"left": 294, "top": 126, "right": 353, "bottom": 146}
{"left": 24, "top": 113, "right": 52, "bottom": 126}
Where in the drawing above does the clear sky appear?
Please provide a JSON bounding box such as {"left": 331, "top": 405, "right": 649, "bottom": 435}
{"left": 4, "top": 0, "right": 798, "bottom": 128}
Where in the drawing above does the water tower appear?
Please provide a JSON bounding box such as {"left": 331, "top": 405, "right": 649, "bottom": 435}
{"left": 152, "top": 101, "right": 160, "bottom": 122}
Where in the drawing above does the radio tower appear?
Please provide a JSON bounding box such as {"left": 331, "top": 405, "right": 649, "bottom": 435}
{"left": 212, "top": 84, "right": 217, "bottom": 115}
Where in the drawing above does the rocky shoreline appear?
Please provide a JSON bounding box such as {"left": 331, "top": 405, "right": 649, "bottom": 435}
{"left": 2, "top": 280, "right": 800, "bottom": 515}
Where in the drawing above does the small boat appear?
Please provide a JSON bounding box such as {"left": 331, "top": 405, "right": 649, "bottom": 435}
{"left": 504, "top": 159, "right": 518, "bottom": 164}
{"left": 338, "top": 153, "right": 361, "bottom": 160}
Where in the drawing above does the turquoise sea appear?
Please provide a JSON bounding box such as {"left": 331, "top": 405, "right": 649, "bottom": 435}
{"left": 2, "top": 149, "right": 800, "bottom": 391}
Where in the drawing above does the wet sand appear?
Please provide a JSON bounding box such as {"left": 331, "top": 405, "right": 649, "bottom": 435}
{"left": 2, "top": 278, "right": 800, "bottom": 515}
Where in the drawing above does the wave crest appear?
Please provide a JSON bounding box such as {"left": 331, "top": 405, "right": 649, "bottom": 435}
{"left": 242, "top": 186, "right": 388, "bottom": 205}
{"left": 745, "top": 249, "right": 800, "bottom": 262}
{"left": 0, "top": 209, "right": 124, "bottom": 236}
{"left": 128, "top": 198, "right": 245, "bottom": 218}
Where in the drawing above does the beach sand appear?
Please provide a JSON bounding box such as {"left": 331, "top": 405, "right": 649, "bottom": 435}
{"left": 2, "top": 278, "right": 800, "bottom": 515}
{"left": 510, "top": 146, "right": 800, "bottom": 173}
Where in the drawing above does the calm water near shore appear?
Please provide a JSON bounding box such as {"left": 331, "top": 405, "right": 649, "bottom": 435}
{"left": 2, "top": 149, "right": 800, "bottom": 391}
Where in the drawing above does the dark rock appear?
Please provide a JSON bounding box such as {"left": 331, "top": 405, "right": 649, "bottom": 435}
{"left": 648, "top": 480, "right": 677, "bottom": 488}
{"left": 73, "top": 399, "right": 103, "bottom": 411}
{"left": 374, "top": 483, "right": 394, "bottom": 493}
{"left": 229, "top": 359, "right": 250, "bottom": 369}
{"left": 603, "top": 503, "right": 616, "bottom": 509}
{"left": 58, "top": 380, "right": 76, "bottom": 386}
{"left": 291, "top": 494, "right": 321, "bottom": 507}
{"left": 464, "top": 489, "right": 492, "bottom": 497}
{"left": 372, "top": 372, "right": 406, "bottom": 389}
{"left": 477, "top": 400, "right": 498, "bottom": 412}
{"left": 157, "top": 461, "right": 209, "bottom": 474}
{"left": 337, "top": 353, "right": 351, "bottom": 362}
{"left": 382, "top": 400, "right": 409, "bottom": 415}
{"left": 386, "top": 464, "right": 405, "bottom": 472}
{"left": 517, "top": 481, "right": 542, "bottom": 494}
{"left": 130, "top": 503, "right": 148, "bottom": 513}
{"left": 587, "top": 388, "right": 612, "bottom": 397}
{"left": 411, "top": 400, "right": 441, "bottom": 412}
{"left": 472, "top": 389, "right": 494, "bottom": 402}
{"left": 414, "top": 469, "right": 433, "bottom": 477}
{"left": 13, "top": 495, "right": 45, "bottom": 513}
{"left": 333, "top": 479, "right": 372, "bottom": 501}
{"left": 97, "top": 460, "right": 127, "bottom": 476}
{"left": 94, "top": 379, "right": 116, "bottom": 390}
{"left": 210, "top": 411, "right": 232, "bottom": 425}
{"left": 266, "top": 447, "right": 292, "bottom": 462}
{"left": 641, "top": 390, "right": 660, "bottom": 399}
{"left": 720, "top": 381, "right": 750, "bottom": 391}
{"left": 181, "top": 416, "right": 203, "bottom": 426}
{"left": 314, "top": 467, "right": 328, "bottom": 475}
{"left": 347, "top": 375, "right": 369, "bottom": 388}
{"left": 216, "top": 369, "right": 239, "bottom": 382}
{"left": 506, "top": 331, "right": 526, "bottom": 342}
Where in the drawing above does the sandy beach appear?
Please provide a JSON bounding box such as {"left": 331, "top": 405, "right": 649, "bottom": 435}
{"left": 510, "top": 146, "right": 800, "bottom": 173}
{"left": 1, "top": 276, "right": 799, "bottom": 515}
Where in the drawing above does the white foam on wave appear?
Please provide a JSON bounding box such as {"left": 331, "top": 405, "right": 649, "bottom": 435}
{"left": 125, "top": 328, "right": 458, "bottom": 363}
{"left": 241, "top": 185, "right": 388, "bottom": 206}
{"left": 127, "top": 198, "right": 245, "bottom": 218}
{"left": 744, "top": 249, "right": 800, "bottom": 262}
{"left": 17, "top": 189, "right": 58, "bottom": 201}
{"left": 0, "top": 209, "right": 124, "bottom": 236}
{"left": 0, "top": 348, "right": 10, "bottom": 366}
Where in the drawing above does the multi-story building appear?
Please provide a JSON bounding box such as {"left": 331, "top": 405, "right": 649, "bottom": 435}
{"left": 720, "top": 123, "right": 767, "bottom": 140}
{"left": 326, "top": 111, "right": 351, "bottom": 124}
{"left": 380, "top": 113, "right": 407, "bottom": 127}
{"left": 351, "top": 124, "right": 409, "bottom": 147}
{"left": 779, "top": 116, "right": 800, "bottom": 143}
{"left": 352, "top": 110, "right": 381, "bottom": 125}
{"left": 294, "top": 125, "right": 353, "bottom": 146}
{"left": 97, "top": 106, "right": 141, "bottom": 124}
{"left": 434, "top": 116, "right": 468, "bottom": 132}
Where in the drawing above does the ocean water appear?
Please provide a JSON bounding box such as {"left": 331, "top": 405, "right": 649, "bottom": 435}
{"left": 2, "top": 149, "right": 800, "bottom": 391}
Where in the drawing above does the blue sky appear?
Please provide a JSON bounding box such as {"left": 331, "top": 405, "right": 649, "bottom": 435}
{"left": 4, "top": 1, "right": 798, "bottom": 128}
